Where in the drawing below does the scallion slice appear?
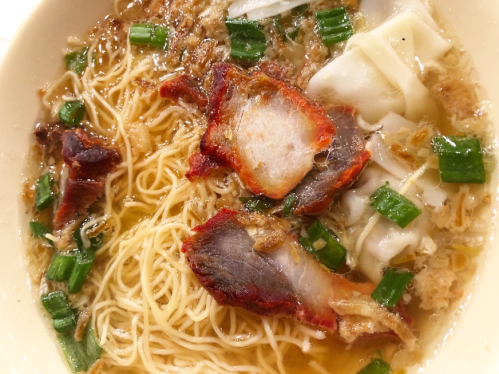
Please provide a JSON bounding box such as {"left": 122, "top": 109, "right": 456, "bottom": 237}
{"left": 291, "top": 4, "right": 308, "bottom": 17}
{"left": 225, "top": 18, "right": 267, "bottom": 62}
{"left": 287, "top": 26, "right": 300, "bottom": 40}
{"left": 432, "top": 136, "right": 486, "bottom": 184}
{"left": 58, "top": 101, "right": 86, "bottom": 127}
{"left": 46, "top": 252, "right": 77, "bottom": 282}
{"left": 239, "top": 196, "right": 275, "bottom": 213}
{"left": 41, "top": 291, "right": 73, "bottom": 320}
{"left": 357, "top": 359, "right": 391, "bottom": 374}
{"left": 130, "top": 24, "right": 154, "bottom": 44}
{"left": 29, "top": 221, "right": 54, "bottom": 246}
{"left": 57, "top": 319, "right": 102, "bottom": 373}
{"left": 65, "top": 47, "right": 90, "bottom": 75}
{"left": 150, "top": 25, "right": 169, "bottom": 49}
{"left": 73, "top": 227, "right": 104, "bottom": 252}
{"left": 299, "top": 221, "right": 346, "bottom": 271}
{"left": 369, "top": 183, "right": 421, "bottom": 228}
{"left": 68, "top": 250, "right": 96, "bottom": 294}
{"left": 315, "top": 7, "right": 353, "bottom": 46}
{"left": 35, "top": 173, "right": 55, "bottom": 211}
{"left": 282, "top": 193, "right": 297, "bottom": 217}
{"left": 371, "top": 267, "right": 414, "bottom": 308}
{"left": 129, "top": 23, "right": 169, "bottom": 50}
{"left": 274, "top": 17, "right": 287, "bottom": 42}
{"left": 53, "top": 315, "right": 77, "bottom": 333}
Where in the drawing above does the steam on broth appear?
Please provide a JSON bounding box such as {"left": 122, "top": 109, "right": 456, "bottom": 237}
{"left": 23, "top": 0, "right": 493, "bottom": 373}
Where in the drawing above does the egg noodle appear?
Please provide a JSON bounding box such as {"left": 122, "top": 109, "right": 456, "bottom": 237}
{"left": 39, "top": 5, "right": 334, "bottom": 373}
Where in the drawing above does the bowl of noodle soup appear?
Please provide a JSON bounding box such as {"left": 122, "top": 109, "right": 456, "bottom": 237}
{"left": 0, "top": 0, "right": 499, "bottom": 373}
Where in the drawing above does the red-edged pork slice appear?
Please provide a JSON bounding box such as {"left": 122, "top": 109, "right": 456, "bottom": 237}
{"left": 55, "top": 179, "right": 104, "bottom": 226}
{"left": 200, "top": 63, "right": 336, "bottom": 199}
{"left": 61, "top": 129, "right": 121, "bottom": 180}
{"left": 182, "top": 208, "right": 338, "bottom": 330}
{"left": 54, "top": 129, "right": 120, "bottom": 228}
{"left": 159, "top": 74, "right": 208, "bottom": 111}
{"left": 294, "top": 107, "right": 370, "bottom": 215}
{"left": 35, "top": 122, "right": 66, "bottom": 157}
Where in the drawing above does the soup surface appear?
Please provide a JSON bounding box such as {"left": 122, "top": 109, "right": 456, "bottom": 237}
{"left": 23, "top": 0, "right": 494, "bottom": 373}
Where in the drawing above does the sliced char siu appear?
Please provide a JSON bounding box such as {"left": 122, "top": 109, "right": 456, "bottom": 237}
{"left": 196, "top": 63, "right": 336, "bottom": 199}
{"left": 182, "top": 208, "right": 338, "bottom": 331}
{"left": 293, "top": 107, "right": 370, "bottom": 215}
{"left": 53, "top": 129, "right": 120, "bottom": 228}
{"left": 35, "top": 122, "right": 66, "bottom": 157}
{"left": 182, "top": 209, "right": 416, "bottom": 347}
{"left": 159, "top": 65, "right": 370, "bottom": 213}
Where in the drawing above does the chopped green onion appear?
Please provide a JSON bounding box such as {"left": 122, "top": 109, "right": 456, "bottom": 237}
{"left": 58, "top": 101, "right": 86, "bottom": 127}
{"left": 291, "top": 4, "right": 308, "bottom": 17}
{"left": 274, "top": 17, "right": 287, "bottom": 42}
{"left": 130, "top": 24, "right": 154, "bottom": 44}
{"left": 287, "top": 26, "right": 300, "bottom": 40}
{"left": 315, "top": 7, "right": 353, "bottom": 46}
{"left": 46, "top": 252, "right": 77, "bottom": 282}
{"left": 239, "top": 196, "right": 275, "bottom": 212}
{"left": 432, "top": 136, "right": 486, "bottom": 184}
{"left": 89, "top": 232, "right": 104, "bottom": 251}
{"left": 283, "top": 193, "right": 297, "bottom": 216}
{"left": 74, "top": 227, "right": 104, "bottom": 252}
{"left": 65, "top": 47, "right": 90, "bottom": 75}
{"left": 369, "top": 183, "right": 421, "bottom": 228}
{"left": 41, "top": 291, "right": 73, "bottom": 319}
{"left": 129, "top": 23, "right": 169, "bottom": 50}
{"left": 35, "top": 173, "right": 55, "bottom": 211}
{"left": 67, "top": 225, "right": 104, "bottom": 293}
{"left": 53, "top": 315, "right": 77, "bottom": 333}
{"left": 299, "top": 221, "right": 346, "bottom": 271}
{"left": 29, "top": 221, "right": 54, "bottom": 246}
{"left": 57, "top": 319, "right": 103, "bottom": 373}
{"left": 371, "top": 267, "right": 414, "bottom": 308}
{"left": 150, "top": 25, "right": 169, "bottom": 49}
{"left": 68, "top": 250, "right": 96, "bottom": 294}
{"left": 357, "top": 359, "right": 391, "bottom": 374}
{"left": 225, "top": 18, "right": 267, "bottom": 62}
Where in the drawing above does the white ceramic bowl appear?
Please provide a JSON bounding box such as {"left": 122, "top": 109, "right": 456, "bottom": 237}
{"left": 0, "top": 0, "right": 498, "bottom": 373}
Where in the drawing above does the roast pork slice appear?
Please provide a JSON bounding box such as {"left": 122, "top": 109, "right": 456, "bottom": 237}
{"left": 197, "top": 63, "right": 336, "bottom": 199}
{"left": 182, "top": 208, "right": 339, "bottom": 331}
{"left": 54, "top": 129, "right": 121, "bottom": 228}
{"left": 294, "top": 107, "right": 370, "bottom": 215}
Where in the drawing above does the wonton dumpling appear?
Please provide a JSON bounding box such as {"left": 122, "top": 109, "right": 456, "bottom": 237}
{"left": 360, "top": 0, "right": 438, "bottom": 30}
{"left": 359, "top": 221, "right": 425, "bottom": 282}
{"left": 307, "top": 11, "right": 451, "bottom": 123}
{"left": 338, "top": 165, "right": 426, "bottom": 282}
{"left": 371, "top": 12, "right": 451, "bottom": 73}
{"left": 307, "top": 48, "right": 406, "bottom": 123}
{"left": 367, "top": 134, "right": 448, "bottom": 208}
{"left": 377, "top": 112, "right": 417, "bottom": 135}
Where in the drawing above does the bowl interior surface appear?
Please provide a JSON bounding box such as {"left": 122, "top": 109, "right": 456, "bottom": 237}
{"left": 0, "top": 0, "right": 498, "bottom": 373}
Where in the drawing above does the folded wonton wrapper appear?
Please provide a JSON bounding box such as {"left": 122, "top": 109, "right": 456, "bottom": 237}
{"left": 307, "top": 11, "right": 451, "bottom": 123}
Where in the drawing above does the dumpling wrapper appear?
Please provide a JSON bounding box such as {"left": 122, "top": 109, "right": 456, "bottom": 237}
{"left": 228, "top": 0, "right": 311, "bottom": 20}
{"left": 307, "top": 12, "right": 451, "bottom": 123}
{"left": 359, "top": 0, "right": 439, "bottom": 30}
{"left": 338, "top": 165, "right": 427, "bottom": 282}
